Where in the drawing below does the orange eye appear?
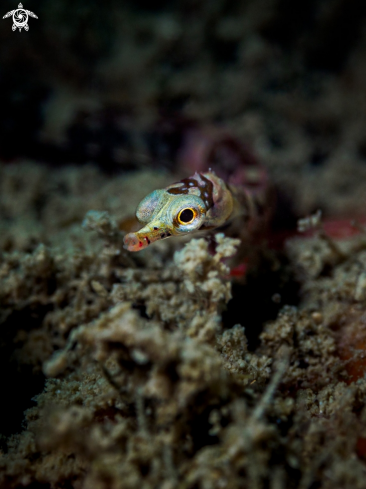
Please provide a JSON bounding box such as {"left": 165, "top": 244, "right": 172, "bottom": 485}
{"left": 177, "top": 208, "right": 197, "bottom": 225}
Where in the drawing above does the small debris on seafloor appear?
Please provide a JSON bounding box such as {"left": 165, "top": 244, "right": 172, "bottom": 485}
{"left": 297, "top": 209, "right": 322, "bottom": 233}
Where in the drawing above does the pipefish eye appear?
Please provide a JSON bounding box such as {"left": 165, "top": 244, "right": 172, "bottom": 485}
{"left": 170, "top": 196, "right": 206, "bottom": 233}
{"left": 177, "top": 207, "right": 197, "bottom": 225}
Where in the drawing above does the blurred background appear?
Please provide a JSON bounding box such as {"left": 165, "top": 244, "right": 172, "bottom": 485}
{"left": 1, "top": 0, "right": 366, "bottom": 217}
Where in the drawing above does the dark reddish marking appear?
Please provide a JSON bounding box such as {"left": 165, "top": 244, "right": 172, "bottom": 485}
{"left": 198, "top": 174, "right": 214, "bottom": 210}
{"left": 161, "top": 233, "right": 166, "bottom": 238}
{"left": 145, "top": 236, "right": 150, "bottom": 245}
{"left": 167, "top": 178, "right": 198, "bottom": 195}
{"left": 167, "top": 174, "right": 214, "bottom": 211}
{"left": 166, "top": 232, "right": 171, "bottom": 237}
{"left": 153, "top": 227, "right": 158, "bottom": 230}
{"left": 139, "top": 242, "right": 143, "bottom": 248}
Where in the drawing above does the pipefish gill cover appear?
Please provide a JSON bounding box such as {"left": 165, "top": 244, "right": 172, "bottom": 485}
{"left": 1, "top": 1, "right": 366, "bottom": 488}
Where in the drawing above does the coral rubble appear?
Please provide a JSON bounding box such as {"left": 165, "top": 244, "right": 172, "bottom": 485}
{"left": 1, "top": 160, "right": 366, "bottom": 488}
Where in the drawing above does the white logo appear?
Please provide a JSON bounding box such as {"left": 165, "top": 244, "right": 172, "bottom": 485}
{"left": 3, "top": 3, "right": 38, "bottom": 31}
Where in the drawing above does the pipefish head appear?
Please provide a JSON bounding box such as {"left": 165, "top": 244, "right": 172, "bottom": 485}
{"left": 124, "top": 172, "right": 234, "bottom": 252}
{"left": 123, "top": 188, "right": 207, "bottom": 252}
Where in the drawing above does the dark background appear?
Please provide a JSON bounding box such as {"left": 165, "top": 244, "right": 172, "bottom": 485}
{"left": 1, "top": 0, "right": 366, "bottom": 199}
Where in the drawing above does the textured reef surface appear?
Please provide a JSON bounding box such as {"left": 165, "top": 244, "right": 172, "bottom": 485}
{"left": 2, "top": 0, "right": 366, "bottom": 487}
{"left": 1, "top": 161, "right": 366, "bottom": 489}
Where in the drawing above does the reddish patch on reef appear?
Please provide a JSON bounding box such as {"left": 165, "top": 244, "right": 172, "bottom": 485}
{"left": 322, "top": 218, "right": 366, "bottom": 239}
{"left": 230, "top": 262, "right": 248, "bottom": 278}
{"left": 139, "top": 241, "right": 143, "bottom": 248}
{"left": 336, "top": 311, "right": 366, "bottom": 383}
{"left": 356, "top": 437, "right": 366, "bottom": 461}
